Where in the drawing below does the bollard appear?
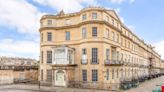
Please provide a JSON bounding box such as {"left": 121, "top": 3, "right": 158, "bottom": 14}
{"left": 39, "top": 81, "right": 40, "bottom": 89}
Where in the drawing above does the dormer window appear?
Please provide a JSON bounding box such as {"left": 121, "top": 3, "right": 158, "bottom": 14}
{"left": 92, "top": 13, "right": 97, "bottom": 19}
{"left": 82, "top": 14, "right": 87, "bottom": 20}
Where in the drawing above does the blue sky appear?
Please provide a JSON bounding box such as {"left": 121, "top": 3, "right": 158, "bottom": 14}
{"left": 0, "top": 0, "right": 164, "bottom": 59}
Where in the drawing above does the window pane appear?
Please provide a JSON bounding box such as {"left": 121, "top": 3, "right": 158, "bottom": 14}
{"left": 82, "top": 48, "right": 87, "bottom": 64}
{"left": 47, "top": 69, "right": 52, "bottom": 81}
{"left": 41, "top": 51, "right": 43, "bottom": 64}
{"left": 41, "top": 33, "right": 43, "bottom": 42}
{"left": 47, "top": 32, "right": 52, "bottom": 41}
{"left": 41, "top": 69, "right": 43, "bottom": 81}
{"left": 47, "top": 20, "right": 52, "bottom": 25}
{"left": 112, "top": 68, "right": 114, "bottom": 79}
{"left": 47, "top": 51, "right": 52, "bottom": 63}
{"left": 92, "top": 48, "right": 98, "bottom": 64}
{"left": 117, "top": 69, "right": 119, "bottom": 78}
{"left": 112, "top": 32, "right": 114, "bottom": 41}
{"left": 106, "top": 69, "right": 109, "bottom": 80}
{"left": 82, "top": 14, "right": 87, "bottom": 20}
{"left": 68, "top": 50, "right": 73, "bottom": 64}
{"left": 106, "top": 49, "right": 110, "bottom": 60}
{"left": 92, "top": 27, "right": 97, "bottom": 37}
{"left": 106, "top": 16, "right": 109, "bottom": 22}
{"left": 116, "top": 33, "right": 119, "bottom": 42}
{"left": 82, "top": 48, "right": 86, "bottom": 55}
{"left": 106, "top": 29, "right": 109, "bottom": 38}
{"left": 66, "top": 32, "right": 70, "bottom": 40}
{"left": 117, "top": 51, "right": 119, "bottom": 60}
{"left": 92, "top": 13, "right": 97, "bottom": 19}
{"left": 82, "top": 27, "right": 87, "bottom": 39}
{"left": 82, "top": 70, "right": 87, "bottom": 81}
{"left": 112, "top": 19, "right": 114, "bottom": 25}
{"left": 55, "top": 49, "right": 66, "bottom": 64}
{"left": 92, "top": 69, "right": 98, "bottom": 82}
{"left": 65, "top": 19, "right": 70, "bottom": 25}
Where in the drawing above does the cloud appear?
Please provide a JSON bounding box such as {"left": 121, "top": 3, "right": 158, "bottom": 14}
{"left": 33, "top": 0, "right": 98, "bottom": 13}
{"left": 129, "top": 0, "right": 135, "bottom": 3}
{"left": 0, "top": 0, "right": 43, "bottom": 35}
{"left": 120, "top": 17, "right": 125, "bottom": 23}
{"left": 0, "top": 0, "right": 99, "bottom": 59}
{"left": 0, "top": 38, "right": 39, "bottom": 60}
{"left": 108, "top": 0, "right": 135, "bottom": 4}
{"left": 0, "top": 0, "right": 137, "bottom": 60}
{"left": 128, "top": 25, "right": 135, "bottom": 31}
{"left": 114, "top": 8, "right": 121, "bottom": 14}
{"left": 0, "top": 0, "right": 43, "bottom": 59}
{"left": 155, "top": 40, "right": 164, "bottom": 59}
{"left": 109, "top": 0, "right": 124, "bottom": 4}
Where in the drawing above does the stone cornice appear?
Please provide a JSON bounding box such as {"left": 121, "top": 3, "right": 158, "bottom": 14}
{"left": 40, "top": 38, "right": 121, "bottom": 48}
{"left": 39, "top": 20, "right": 122, "bottom": 33}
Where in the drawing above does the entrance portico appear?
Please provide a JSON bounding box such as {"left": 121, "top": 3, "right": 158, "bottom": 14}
{"left": 54, "top": 70, "right": 66, "bottom": 86}
{"left": 52, "top": 65, "right": 77, "bottom": 87}
{"left": 51, "top": 46, "right": 77, "bottom": 87}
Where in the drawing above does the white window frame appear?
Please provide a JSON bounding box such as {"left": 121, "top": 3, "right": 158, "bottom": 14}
{"left": 82, "top": 27, "right": 87, "bottom": 39}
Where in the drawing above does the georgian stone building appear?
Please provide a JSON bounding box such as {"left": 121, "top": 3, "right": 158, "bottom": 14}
{"left": 160, "top": 60, "right": 164, "bottom": 74}
{"left": 0, "top": 56, "right": 38, "bottom": 84}
{"left": 39, "top": 7, "right": 163, "bottom": 90}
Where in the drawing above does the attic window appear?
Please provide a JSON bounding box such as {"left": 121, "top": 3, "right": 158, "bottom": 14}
{"left": 92, "top": 13, "right": 97, "bottom": 19}
{"left": 65, "top": 19, "right": 70, "bottom": 25}
{"left": 82, "top": 14, "right": 87, "bottom": 20}
{"left": 47, "top": 20, "right": 52, "bottom": 25}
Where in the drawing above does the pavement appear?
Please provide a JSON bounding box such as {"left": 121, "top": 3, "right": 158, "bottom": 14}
{"left": 0, "top": 76, "right": 163, "bottom": 92}
{"left": 0, "top": 89, "right": 39, "bottom": 92}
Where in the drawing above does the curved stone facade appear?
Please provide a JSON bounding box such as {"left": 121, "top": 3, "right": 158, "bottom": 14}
{"left": 39, "top": 7, "right": 163, "bottom": 90}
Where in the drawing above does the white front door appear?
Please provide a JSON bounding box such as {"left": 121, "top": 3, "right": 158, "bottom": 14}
{"left": 55, "top": 70, "right": 66, "bottom": 86}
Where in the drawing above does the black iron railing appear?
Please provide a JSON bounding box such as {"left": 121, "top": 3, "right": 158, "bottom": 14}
{"left": 104, "top": 59, "right": 124, "bottom": 66}
{"left": 81, "top": 59, "right": 88, "bottom": 64}
{"left": 67, "top": 81, "right": 119, "bottom": 90}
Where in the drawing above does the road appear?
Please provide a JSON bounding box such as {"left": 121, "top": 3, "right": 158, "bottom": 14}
{"left": 0, "top": 76, "right": 163, "bottom": 92}
{"left": 0, "top": 89, "right": 39, "bottom": 92}
{"left": 125, "top": 76, "right": 164, "bottom": 92}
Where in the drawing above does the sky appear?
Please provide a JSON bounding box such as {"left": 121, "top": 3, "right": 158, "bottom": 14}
{"left": 0, "top": 0, "right": 164, "bottom": 60}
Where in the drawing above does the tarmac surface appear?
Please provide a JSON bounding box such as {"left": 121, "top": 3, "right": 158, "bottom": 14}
{"left": 125, "top": 76, "right": 164, "bottom": 92}
{"left": 0, "top": 76, "right": 163, "bottom": 92}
